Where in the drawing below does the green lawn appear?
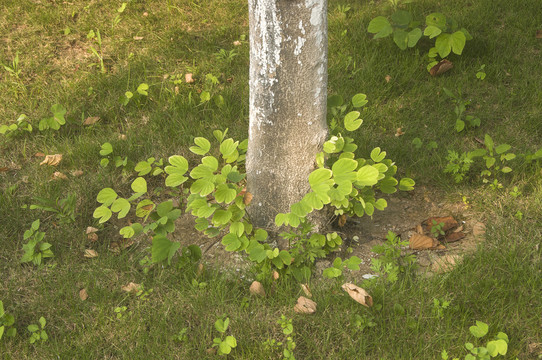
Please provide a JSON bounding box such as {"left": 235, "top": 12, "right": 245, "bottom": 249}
{"left": 1, "top": 0, "right": 541, "bottom": 358}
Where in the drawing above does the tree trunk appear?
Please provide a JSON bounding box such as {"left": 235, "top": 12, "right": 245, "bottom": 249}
{"left": 246, "top": 0, "right": 328, "bottom": 231}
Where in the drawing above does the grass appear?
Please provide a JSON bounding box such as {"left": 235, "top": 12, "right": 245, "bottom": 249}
{"left": 1, "top": 0, "right": 541, "bottom": 358}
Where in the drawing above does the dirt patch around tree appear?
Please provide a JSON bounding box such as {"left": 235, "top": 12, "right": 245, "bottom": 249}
{"left": 170, "top": 186, "right": 487, "bottom": 279}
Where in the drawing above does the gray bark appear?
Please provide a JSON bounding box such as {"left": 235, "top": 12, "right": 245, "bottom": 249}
{"left": 246, "top": 0, "right": 328, "bottom": 230}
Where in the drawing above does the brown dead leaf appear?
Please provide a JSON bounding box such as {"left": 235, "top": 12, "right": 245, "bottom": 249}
{"left": 395, "top": 127, "right": 405, "bottom": 137}
{"left": 453, "top": 225, "right": 464, "bottom": 233}
{"left": 118, "top": 134, "right": 127, "bottom": 140}
{"left": 249, "top": 281, "right": 266, "bottom": 296}
{"left": 385, "top": 75, "right": 392, "bottom": 83}
{"left": 197, "top": 263, "right": 205, "bottom": 277}
{"left": 143, "top": 11, "right": 149, "bottom": 17}
{"left": 34, "top": 152, "right": 45, "bottom": 157}
{"left": 341, "top": 283, "right": 373, "bottom": 307}
{"left": 430, "top": 59, "right": 453, "bottom": 76}
{"left": 206, "top": 348, "right": 217, "bottom": 355}
{"left": 528, "top": 342, "right": 541, "bottom": 354}
{"left": 40, "top": 154, "right": 63, "bottom": 166}
{"left": 301, "top": 284, "right": 312, "bottom": 298}
{"left": 71, "top": 170, "right": 84, "bottom": 177}
{"left": 87, "top": 233, "right": 98, "bottom": 242}
{"left": 0, "top": 167, "right": 9, "bottom": 172}
{"left": 86, "top": 226, "right": 98, "bottom": 234}
{"left": 409, "top": 233, "right": 438, "bottom": 250}
{"left": 272, "top": 271, "right": 280, "bottom": 280}
{"left": 233, "top": 40, "right": 241, "bottom": 46}
{"left": 416, "top": 224, "right": 424, "bottom": 234}
{"left": 422, "top": 216, "right": 459, "bottom": 233}
{"left": 243, "top": 191, "right": 253, "bottom": 206}
{"left": 121, "top": 282, "right": 141, "bottom": 293}
{"left": 109, "top": 241, "right": 120, "bottom": 253}
{"left": 431, "top": 254, "right": 462, "bottom": 273}
{"left": 536, "top": 30, "right": 542, "bottom": 39}
{"left": 185, "top": 73, "right": 194, "bottom": 83}
{"left": 84, "top": 249, "right": 98, "bottom": 258}
{"left": 52, "top": 171, "right": 68, "bottom": 180}
{"left": 83, "top": 116, "right": 100, "bottom": 125}
{"left": 294, "top": 296, "right": 316, "bottom": 314}
{"left": 79, "top": 288, "right": 88, "bottom": 301}
{"left": 472, "top": 222, "right": 486, "bottom": 236}
{"left": 338, "top": 214, "right": 347, "bottom": 227}
{"left": 445, "top": 231, "right": 465, "bottom": 243}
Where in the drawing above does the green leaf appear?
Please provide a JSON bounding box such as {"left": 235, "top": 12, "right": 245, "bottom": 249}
{"left": 212, "top": 209, "right": 232, "bottom": 226}
{"left": 435, "top": 33, "right": 452, "bottom": 58}
{"left": 214, "top": 184, "right": 237, "bottom": 204}
{"left": 93, "top": 206, "right": 112, "bottom": 223}
{"left": 424, "top": 25, "right": 442, "bottom": 39}
{"left": 165, "top": 155, "right": 189, "bottom": 187}
{"left": 225, "top": 335, "right": 237, "bottom": 348}
{"left": 332, "top": 158, "right": 358, "bottom": 183}
{"left": 393, "top": 29, "right": 408, "bottom": 50}
{"left": 191, "top": 179, "right": 215, "bottom": 196}
{"left": 323, "top": 267, "right": 342, "bottom": 278}
{"left": 368, "top": 16, "right": 393, "bottom": 39}
{"left": 426, "top": 12, "right": 446, "bottom": 29}
{"left": 278, "top": 250, "right": 292, "bottom": 265}
{"left": 135, "top": 199, "right": 155, "bottom": 218}
{"left": 487, "top": 339, "right": 508, "bottom": 356}
{"left": 219, "top": 341, "right": 232, "bottom": 355}
{"left": 370, "top": 147, "right": 386, "bottom": 162}
{"left": 391, "top": 10, "right": 412, "bottom": 27}
{"left": 399, "top": 178, "right": 415, "bottom": 191}
{"left": 220, "top": 138, "right": 238, "bottom": 158}
{"left": 222, "top": 233, "right": 241, "bottom": 251}
{"left": 484, "top": 134, "right": 494, "bottom": 152}
{"left": 327, "top": 94, "right": 343, "bottom": 107}
{"left": 189, "top": 137, "right": 211, "bottom": 155}
{"left": 495, "top": 144, "right": 511, "bottom": 154}
{"left": 200, "top": 91, "right": 211, "bottom": 103}
{"left": 469, "top": 321, "right": 488, "bottom": 338}
{"left": 344, "top": 111, "right": 362, "bottom": 131}
{"left": 351, "top": 93, "right": 368, "bottom": 108}
{"left": 407, "top": 28, "right": 422, "bottom": 47}
{"left": 39, "top": 317, "right": 46, "bottom": 328}
{"left": 28, "top": 324, "right": 39, "bottom": 332}
{"left": 455, "top": 119, "right": 465, "bottom": 132}
{"left": 374, "top": 198, "right": 388, "bottom": 210}
{"left": 135, "top": 161, "right": 152, "bottom": 176}
{"left": 131, "top": 177, "right": 147, "bottom": 193}
{"left": 152, "top": 235, "right": 180, "bottom": 264}
{"left": 136, "top": 83, "right": 149, "bottom": 96}
{"left": 111, "top": 198, "right": 131, "bottom": 218}
{"left": 356, "top": 165, "right": 379, "bottom": 186}
{"left": 99, "top": 142, "right": 113, "bottom": 156}
{"left": 450, "top": 31, "right": 466, "bottom": 55}
{"left": 119, "top": 226, "right": 135, "bottom": 238}
{"left": 96, "top": 188, "right": 118, "bottom": 206}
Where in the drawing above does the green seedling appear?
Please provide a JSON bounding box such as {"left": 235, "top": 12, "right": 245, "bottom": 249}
{"left": 20, "top": 220, "right": 54, "bottom": 266}
{"left": 442, "top": 87, "right": 480, "bottom": 132}
{"left": 87, "top": 29, "right": 106, "bottom": 73}
{"left": 431, "top": 220, "right": 446, "bottom": 238}
{"left": 441, "top": 321, "right": 512, "bottom": 359}
{"left": 432, "top": 298, "right": 450, "bottom": 319}
{"left": 212, "top": 316, "right": 237, "bottom": 356}
{"left": 0, "top": 114, "right": 32, "bottom": 137}
{"left": 0, "top": 301, "right": 17, "bottom": 340}
{"left": 26, "top": 193, "right": 77, "bottom": 224}
{"left": 114, "top": 306, "right": 127, "bottom": 319}
{"left": 28, "top": 317, "right": 48, "bottom": 344}
{"left": 476, "top": 64, "right": 486, "bottom": 80}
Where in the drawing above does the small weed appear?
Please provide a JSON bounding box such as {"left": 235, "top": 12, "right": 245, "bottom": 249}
{"left": 214, "top": 49, "right": 238, "bottom": 65}
{"left": 20, "top": 220, "right": 54, "bottom": 266}
{"left": 212, "top": 316, "right": 237, "bottom": 356}
{"left": 27, "top": 317, "right": 48, "bottom": 344}
{"left": 476, "top": 64, "right": 486, "bottom": 80}
{"left": 431, "top": 220, "right": 446, "bottom": 238}
{"left": 370, "top": 231, "right": 416, "bottom": 284}
{"left": 0, "top": 301, "right": 17, "bottom": 340}
{"left": 172, "top": 327, "right": 188, "bottom": 343}
{"left": 352, "top": 312, "right": 377, "bottom": 331}
{"left": 442, "top": 87, "right": 480, "bottom": 132}
{"left": 87, "top": 29, "right": 106, "bottom": 73}
{"left": 114, "top": 306, "right": 128, "bottom": 319}
{"left": 432, "top": 298, "right": 451, "bottom": 319}
{"left": 26, "top": 193, "right": 77, "bottom": 224}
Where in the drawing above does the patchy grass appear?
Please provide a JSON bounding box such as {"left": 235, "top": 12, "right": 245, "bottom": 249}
{"left": 1, "top": 0, "right": 541, "bottom": 359}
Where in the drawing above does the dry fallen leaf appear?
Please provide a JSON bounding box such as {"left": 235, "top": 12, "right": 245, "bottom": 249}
{"left": 249, "top": 281, "right": 266, "bottom": 296}
{"left": 294, "top": 296, "right": 317, "bottom": 314}
{"left": 243, "top": 191, "right": 253, "bottom": 206}
{"left": 431, "top": 254, "right": 462, "bottom": 273}
{"left": 40, "top": 154, "right": 63, "bottom": 166}
{"left": 83, "top": 116, "right": 100, "bottom": 125}
{"left": 87, "top": 233, "right": 98, "bottom": 242}
{"left": 197, "top": 263, "right": 205, "bottom": 277}
{"left": 121, "top": 282, "right": 141, "bottom": 293}
{"left": 233, "top": 40, "right": 241, "bottom": 46}
{"left": 409, "top": 233, "right": 438, "bottom": 250}
{"left": 86, "top": 226, "right": 98, "bottom": 234}
{"left": 84, "top": 249, "right": 98, "bottom": 258}
{"left": 416, "top": 224, "right": 424, "bottom": 234}
{"left": 472, "top": 222, "right": 486, "bottom": 236}
{"left": 185, "top": 73, "right": 194, "bottom": 83}
{"left": 536, "top": 30, "right": 542, "bottom": 39}
{"left": 34, "top": 152, "right": 45, "bottom": 157}
{"left": 143, "top": 11, "right": 148, "bottom": 17}
{"left": 395, "top": 127, "right": 405, "bottom": 137}
{"left": 133, "top": 36, "right": 144, "bottom": 40}
{"left": 430, "top": 59, "right": 453, "bottom": 76}
{"left": 301, "top": 284, "right": 312, "bottom": 298}
{"left": 272, "top": 271, "right": 280, "bottom": 280}
{"left": 422, "top": 216, "right": 459, "bottom": 233}
{"left": 71, "top": 170, "right": 84, "bottom": 177}
{"left": 52, "top": 171, "right": 68, "bottom": 180}
{"left": 118, "top": 134, "right": 127, "bottom": 140}
{"left": 0, "top": 167, "right": 9, "bottom": 172}
{"left": 338, "top": 214, "right": 347, "bottom": 227}
{"left": 109, "top": 241, "right": 121, "bottom": 254}
{"left": 445, "top": 231, "right": 465, "bottom": 243}
{"left": 385, "top": 75, "right": 392, "bottom": 83}
{"left": 79, "top": 288, "right": 88, "bottom": 301}
{"left": 341, "top": 283, "right": 373, "bottom": 307}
